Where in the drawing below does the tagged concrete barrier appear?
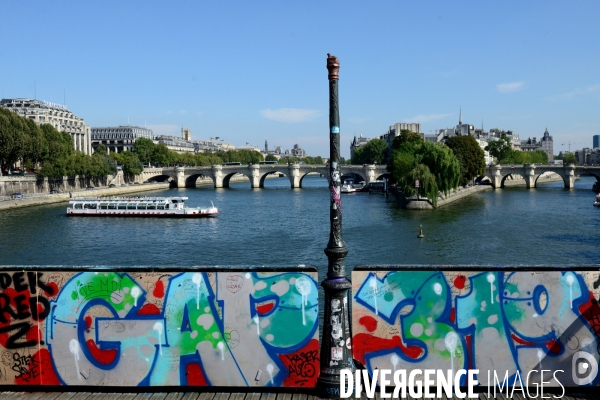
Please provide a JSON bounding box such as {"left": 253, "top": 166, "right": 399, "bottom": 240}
{"left": 351, "top": 266, "right": 600, "bottom": 388}
{"left": 0, "top": 266, "right": 319, "bottom": 388}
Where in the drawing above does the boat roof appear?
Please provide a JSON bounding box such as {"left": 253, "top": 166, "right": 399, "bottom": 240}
{"left": 70, "top": 196, "right": 188, "bottom": 202}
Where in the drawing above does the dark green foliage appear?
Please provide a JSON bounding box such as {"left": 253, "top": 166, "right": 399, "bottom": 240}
{"left": 485, "top": 134, "right": 513, "bottom": 163}
{"left": 560, "top": 152, "right": 578, "bottom": 165}
{"left": 501, "top": 150, "right": 548, "bottom": 164}
{"left": 387, "top": 130, "right": 461, "bottom": 206}
{"left": 265, "top": 154, "right": 278, "bottom": 162}
{"left": 399, "top": 164, "right": 439, "bottom": 207}
{"left": 446, "top": 135, "right": 486, "bottom": 185}
{"left": 351, "top": 138, "right": 388, "bottom": 164}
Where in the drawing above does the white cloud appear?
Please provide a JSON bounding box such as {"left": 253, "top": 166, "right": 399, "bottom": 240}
{"left": 546, "top": 84, "right": 600, "bottom": 101}
{"left": 166, "top": 110, "right": 172, "bottom": 115}
{"left": 402, "top": 113, "right": 451, "bottom": 123}
{"left": 195, "top": 111, "right": 204, "bottom": 116}
{"left": 260, "top": 108, "right": 321, "bottom": 123}
{"left": 496, "top": 81, "right": 526, "bottom": 93}
{"left": 179, "top": 110, "right": 187, "bottom": 115}
{"left": 146, "top": 124, "right": 180, "bottom": 136}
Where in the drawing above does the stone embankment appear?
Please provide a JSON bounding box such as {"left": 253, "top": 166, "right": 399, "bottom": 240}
{"left": 0, "top": 183, "right": 170, "bottom": 211}
{"left": 400, "top": 172, "right": 565, "bottom": 210}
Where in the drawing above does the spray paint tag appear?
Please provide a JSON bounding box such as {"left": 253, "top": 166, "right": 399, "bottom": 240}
{"left": 331, "top": 126, "right": 339, "bottom": 133}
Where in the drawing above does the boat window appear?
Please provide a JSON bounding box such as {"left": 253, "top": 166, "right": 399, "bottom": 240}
{"left": 108, "top": 203, "right": 117, "bottom": 209}
{"left": 74, "top": 203, "right": 82, "bottom": 209}
{"left": 118, "top": 204, "right": 127, "bottom": 210}
{"left": 99, "top": 204, "right": 108, "bottom": 209}
{"left": 84, "top": 203, "right": 97, "bottom": 209}
{"left": 172, "top": 200, "right": 178, "bottom": 204}
{"left": 137, "top": 204, "right": 146, "bottom": 210}
{"left": 147, "top": 204, "right": 156, "bottom": 210}
{"left": 127, "top": 204, "right": 136, "bottom": 209}
{"left": 165, "top": 204, "right": 169, "bottom": 209}
{"left": 157, "top": 205, "right": 164, "bottom": 210}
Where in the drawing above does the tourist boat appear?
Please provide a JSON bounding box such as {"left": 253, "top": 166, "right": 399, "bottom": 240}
{"left": 67, "top": 196, "right": 219, "bottom": 217}
{"left": 594, "top": 194, "right": 600, "bottom": 207}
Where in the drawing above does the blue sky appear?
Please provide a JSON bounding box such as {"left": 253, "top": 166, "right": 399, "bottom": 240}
{"left": 1, "top": 1, "right": 599, "bottom": 158}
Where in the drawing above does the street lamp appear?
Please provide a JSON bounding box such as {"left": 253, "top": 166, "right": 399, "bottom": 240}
{"left": 318, "top": 53, "right": 354, "bottom": 397}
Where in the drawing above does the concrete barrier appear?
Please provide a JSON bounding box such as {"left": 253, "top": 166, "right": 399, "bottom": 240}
{"left": 0, "top": 266, "right": 319, "bottom": 388}
{"left": 352, "top": 266, "right": 600, "bottom": 388}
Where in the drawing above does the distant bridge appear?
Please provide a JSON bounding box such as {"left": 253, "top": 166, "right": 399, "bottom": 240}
{"left": 480, "top": 164, "right": 600, "bottom": 189}
{"left": 138, "top": 164, "right": 390, "bottom": 188}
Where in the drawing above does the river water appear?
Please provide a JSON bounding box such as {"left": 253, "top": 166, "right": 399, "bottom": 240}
{"left": 0, "top": 175, "right": 598, "bottom": 276}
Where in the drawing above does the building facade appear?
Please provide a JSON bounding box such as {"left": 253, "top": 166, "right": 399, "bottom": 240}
{"left": 520, "top": 129, "right": 553, "bottom": 161}
{"left": 350, "top": 133, "right": 370, "bottom": 159}
{"left": 192, "top": 137, "right": 236, "bottom": 153}
{"left": 379, "top": 122, "right": 423, "bottom": 149}
{"left": 91, "top": 126, "right": 153, "bottom": 153}
{"left": 593, "top": 135, "right": 599, "bottom": 149}
{"left": 182, "top": 127, "right": 192, "bottom": 141}
{"left": 0, "top": 98, "right": 92, "bottom": 155}
{"left": 154, "top": 135, "right": 195, "bottom": 153}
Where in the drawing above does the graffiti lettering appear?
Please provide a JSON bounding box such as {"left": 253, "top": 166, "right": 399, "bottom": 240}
{"left": 353, "top": 269, "right": 600, "bottom": 387}
{"left": 0, "top": 269, "right": 319, "bottom": 388}
{"left": 285, "top": 350, "right": 318, "bottom": 379}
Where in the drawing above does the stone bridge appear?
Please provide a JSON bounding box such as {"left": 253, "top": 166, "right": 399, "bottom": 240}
{"left": 138, "top": 164, "right": 390, "bottom": 188}
{"left": 480, "top": 164, "right": 600, "bottom": 189}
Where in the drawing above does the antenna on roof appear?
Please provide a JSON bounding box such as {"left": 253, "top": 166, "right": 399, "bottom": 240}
{"left": 64, "top": 89, "right": 65, "bottom": 106}
{"left": 34, "top": 81, "right": 36, "bottom": 100}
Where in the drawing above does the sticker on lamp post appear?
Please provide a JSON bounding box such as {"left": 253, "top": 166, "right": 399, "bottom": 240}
{"left": 331, "top": 126, "right": 339, "bottom": 133}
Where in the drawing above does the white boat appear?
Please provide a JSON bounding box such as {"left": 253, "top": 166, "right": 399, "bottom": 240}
{"left": 341, "top": 179, "right": 359, "bottom": 194}
{"left": 67, "top": 196, "right": 218, "bottom": 217}
{"left": 595, "top": 194, "right": 600, "bottom": 207}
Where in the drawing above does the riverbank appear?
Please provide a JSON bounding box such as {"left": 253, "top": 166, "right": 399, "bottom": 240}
{"left": 0, "top": 174, "right": 278, "bottom": 211}
{"left": 400, "top": 172, "right": 567, "bottom": 209}
{"left": 0, "top": 183, "right": 170, "bottom": 211}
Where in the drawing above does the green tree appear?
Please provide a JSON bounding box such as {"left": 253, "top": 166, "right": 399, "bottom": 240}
{"left": 388, "top": 132, "right": 460, "bottom": 205}
{"left": 485, "top": 134, "right": 512, "bottom": 163}
{"left": 446, "top": 135, "right": 486, "bottom": 185}
{"left": 399, "top": 164, "right": 439, "bottom": 207}
{"left": 133, "top": 137, "right": 156, "bottom": 166}
{"left": 351, "top": 138, "right": 388, "bottom": 164}
{"left": 265, "top": 154, "right": 278, "bottom": 162}
{"left": 561, "top": 152, "right": 578, "bottom": 165}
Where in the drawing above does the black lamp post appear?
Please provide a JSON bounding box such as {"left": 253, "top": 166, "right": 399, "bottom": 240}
{"left": 317, "top": 53, "right": 354, "bottom": 397}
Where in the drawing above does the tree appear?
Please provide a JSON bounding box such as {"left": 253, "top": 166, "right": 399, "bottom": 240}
{"left": 561, "top": 152, "right": 578, "bottom": 165}
{"left": 485, "top": 134, "right": 512, "bottom": 163}
{"left": 446, "top": 135, "right": 486, "bottom": 185}
{"left": 133, "top": 138, "right": 155, "bottom": 166}
{"left": 400, "top": 164, "right": 439, "bottom": 207}
{"left": 388, "top": 133, "right": 461, "bottom": 205}
{"left": 361, "top": 138, "right": 388, "bottom": 164}
{"left": 265, "top": 154, "right": 278, "bottom": 162}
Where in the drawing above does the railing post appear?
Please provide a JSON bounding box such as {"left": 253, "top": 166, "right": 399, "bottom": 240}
{"left": 318, "top": 53, "right": 354, "bottom": 398}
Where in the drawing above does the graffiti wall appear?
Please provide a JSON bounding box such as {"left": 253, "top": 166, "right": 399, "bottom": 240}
{"left": 0, "top": 268, "right": 319, "bottom": 387}
{"left": 352, "top": 268, "right": 600, "bottom": 387}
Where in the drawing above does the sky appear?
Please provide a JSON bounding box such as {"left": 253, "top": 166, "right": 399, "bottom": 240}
{"left": 1, "top": 1, "right": 599, "bottom": 158}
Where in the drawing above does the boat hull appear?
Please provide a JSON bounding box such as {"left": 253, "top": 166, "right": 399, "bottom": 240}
{"left": 67, "top": 210, "right": 218, "bottom": 217}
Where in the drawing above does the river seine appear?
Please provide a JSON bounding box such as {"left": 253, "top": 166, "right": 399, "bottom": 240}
{"left": 0, "top": 175, "right": 598, "bottom": 275}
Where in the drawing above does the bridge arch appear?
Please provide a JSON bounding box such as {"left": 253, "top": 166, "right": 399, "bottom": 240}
{"left": 185, "top": 174, "right": 214, "bottom": 188}
{"left": 258, "top": 171, "right": 286, "bottom": 188}
{"left": 341, "top": 171, "right": 367, "bottom": 184}
{"left": 375, "top": 172, "right": 391, "bottom": 181}
{"left": 533, "top": 171, "right": 564, "bottom": 188}
{"left": 298, "top": 172, "right": 323, "bottom": 188}
{"left": 222, "top": 172, "right": 251, "bottom": 188}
